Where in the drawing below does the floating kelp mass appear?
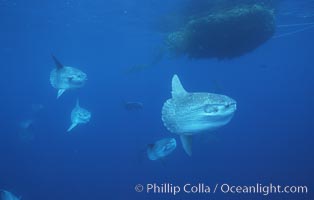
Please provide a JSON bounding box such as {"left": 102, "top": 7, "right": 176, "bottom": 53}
{"left": 165, "top": 3, "right": 275, "bottom": 59}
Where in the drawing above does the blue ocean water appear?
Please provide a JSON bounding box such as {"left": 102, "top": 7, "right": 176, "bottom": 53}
{"left": 0, "top": 0, "right": 313, "bottom": 199}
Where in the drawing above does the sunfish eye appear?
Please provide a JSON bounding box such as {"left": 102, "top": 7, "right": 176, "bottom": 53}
{"left": 225, "top": 102, "right": 235, "bottom": 108}
{"left": 204, "top": 105, "right": 218, "bottom": 113}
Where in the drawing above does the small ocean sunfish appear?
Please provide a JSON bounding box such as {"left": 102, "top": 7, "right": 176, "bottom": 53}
{"left": 50, "top": 55, "right": 87, "bottom": 99}
{"left": 147, "top": 138, "right": 177, "bottom": 160}
{"left": 67, "top": 100, "right": 91, "bottom": 132}
{"left": 1, "top": 190, "right": 21, "bottom": 200}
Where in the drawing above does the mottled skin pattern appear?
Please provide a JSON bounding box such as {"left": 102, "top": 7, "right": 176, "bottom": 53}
{"left": 162, "top": 75, "right": 236, "bottom": 135}
{"left": 162, "top": 75, "right": 237, "bottom": 156}
{"left": 162, "top": 88, "right": 236, "bottom": 135}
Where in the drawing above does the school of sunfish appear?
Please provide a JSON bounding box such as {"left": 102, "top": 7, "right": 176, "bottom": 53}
{"left": 3, "top": 52, "right": 238, "bottom": 197}
{"left": 47, "top": 56, "right": 236, "bottom": 157}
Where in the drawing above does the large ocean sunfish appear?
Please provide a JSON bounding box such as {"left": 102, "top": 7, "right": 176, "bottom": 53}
{"left": 50, "top": 55, "right": 87, "bottom": 98}
{"left": 162, "top": 74, "right": 237, "bottom": 156}
{"left": 67, "top": 100, "right": 91, "bottom": 132}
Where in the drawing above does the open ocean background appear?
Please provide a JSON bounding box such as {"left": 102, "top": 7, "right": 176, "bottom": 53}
{"left": 0, "top": 0, "right": 313, "bottom": 199}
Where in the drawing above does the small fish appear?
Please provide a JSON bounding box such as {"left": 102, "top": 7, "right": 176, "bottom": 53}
{"left": 147, "top": 138, "right": 177, "bottom": 160}
{"left": 67, "top": 100, "right": 91, "bottom": 132}
{"left": 50, "top": 55, "right": 87, "bottom": 99}
{"left": 124, "top": 102, "right": 143, "bottom": 111}
{"left": 162, "top": 74, "right": 237, "bottom": 156}
{"left": 1, "top": 190, "right": 21, "bottom": 200}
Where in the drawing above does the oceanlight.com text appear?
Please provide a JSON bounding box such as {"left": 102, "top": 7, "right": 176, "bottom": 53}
{"left": 220, "top": 183, "right": 308, "bottom": 196}
{"left": 135, "top": 183, "right": 308, "bottom": 196}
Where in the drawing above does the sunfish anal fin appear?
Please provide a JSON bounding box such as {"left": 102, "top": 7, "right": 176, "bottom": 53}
{"left": 52, "top": 54, "right": 64, "bottom": 70}
{"left": 180, "top": 135, "right": 193, "bottom": 156}
{"left": 57, "top": 89, "right": 66, "bottom": 99}
{"left": 67, "top": 123, "right": 78, "bottom": 132}
{"left": 172, "top": 74, "right": 188, "bottom": 98}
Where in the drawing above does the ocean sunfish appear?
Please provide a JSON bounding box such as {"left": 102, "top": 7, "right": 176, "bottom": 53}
{"left": 162, "top": 74, "right": 237, "bottom": 156}
{"left": 50, "top": 55, "right": 87, "bottom": 98}
{"left": 67, "top": 100, "right": 91, "bottom": 132}
{"left": 147, "top": 138, "right": 177, "bottom": 160}
{"left": 1, "top": 190, "right": 21, "bottom": 200}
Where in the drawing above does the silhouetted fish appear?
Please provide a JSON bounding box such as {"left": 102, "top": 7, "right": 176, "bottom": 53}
{"left": 124, "top": 102, "right": 143, "bottom": 111}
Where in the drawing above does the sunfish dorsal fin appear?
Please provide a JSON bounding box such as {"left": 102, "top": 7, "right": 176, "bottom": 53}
{"left": 67, "top": 123, "right": 78, "bottom": 132}
{"left": 172, "top": 74, "right": 188, "bottom": 98}
{"left": 57, "top": 89, "right": 66, "bottom": 99}
{"left": 180, "top": 135, "right": 193, "bottom": 156}
{"left": 52, "top": 54, "right": 64, "bottom": 70}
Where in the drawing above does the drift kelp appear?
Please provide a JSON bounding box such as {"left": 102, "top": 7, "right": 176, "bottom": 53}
{"left": 165, "top": 3, "right": 275, "bottom": 59}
